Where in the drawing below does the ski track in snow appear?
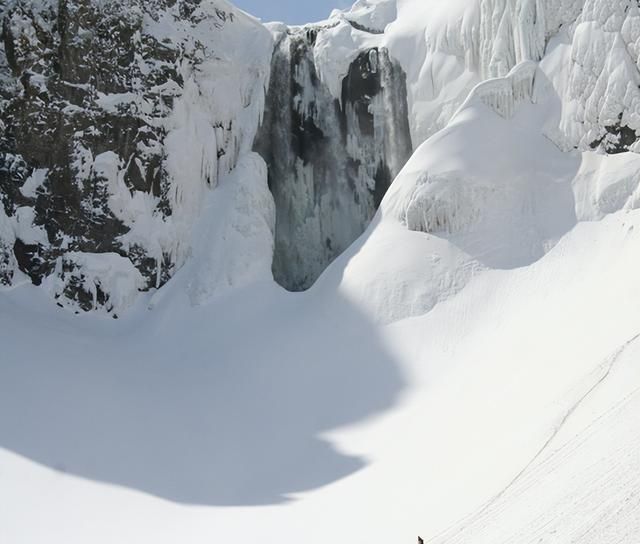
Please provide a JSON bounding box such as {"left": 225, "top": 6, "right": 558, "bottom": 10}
{"left": 430, "top": 333, "right": 640, "bottom": 544}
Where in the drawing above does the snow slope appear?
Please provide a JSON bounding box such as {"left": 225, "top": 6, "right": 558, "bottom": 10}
{"left": 4, "top": 77, "right": 640, "bottom": 544}
{"left": 2, "top": 163, "right": 639, "bottom": 544}
{"left": 2, "top": 0, "right": 640, "bottom": 543}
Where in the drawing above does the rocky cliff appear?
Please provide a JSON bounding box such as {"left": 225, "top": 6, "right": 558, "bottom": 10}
{"left": 1, "top": 0, "right": 640, "bottom": 313}
{"left": 0, "top": 0, "right": 271, "bottom": 313}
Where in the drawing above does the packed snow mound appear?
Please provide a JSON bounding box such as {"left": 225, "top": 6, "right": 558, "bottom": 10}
{"left": 573, "top": 151, "right": 640, "bottom": 220}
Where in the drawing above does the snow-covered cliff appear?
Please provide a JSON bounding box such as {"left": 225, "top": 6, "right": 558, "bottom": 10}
{"left": 0, "top": 0, "right": 272, "bottom": 312}
{"left": 1, "top": 0, "right": 640, "bottom": 313}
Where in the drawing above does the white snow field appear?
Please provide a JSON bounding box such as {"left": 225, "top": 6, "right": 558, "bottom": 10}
{"left": 2, "top": 0, "right": 640, "bottom": 543}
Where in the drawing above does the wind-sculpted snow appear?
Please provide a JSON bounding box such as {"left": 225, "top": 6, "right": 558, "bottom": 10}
{"left": 379, "top": 0, "right": 584, "bottom": 145}
{"left": 555, "top": 0, "right": 640, "bottom": 153}
{"left": 473, "top": 61, "right": 537, "bottom": 119}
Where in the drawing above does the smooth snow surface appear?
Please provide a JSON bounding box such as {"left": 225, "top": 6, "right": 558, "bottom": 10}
{"left": 3, "top": 0, "right": 640, "bottom": 543}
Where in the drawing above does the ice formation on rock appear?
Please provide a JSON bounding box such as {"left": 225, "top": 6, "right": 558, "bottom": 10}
{"left": 556, "top": 0, "right": 640, "bottom": 153}
{"left": 255, "top": 23, "right": 412, "bottom": 290}
{"left": 0, "top": 204, "right": 17, "bottom": 285}
{"left": 377, "top": 0, "right": 584, "bottom": 144}
{"left": 184, "top": 152, "right": 275, "bottom": 305}
{"left": 44, "top": 251, "right": 146, "bottom": 314}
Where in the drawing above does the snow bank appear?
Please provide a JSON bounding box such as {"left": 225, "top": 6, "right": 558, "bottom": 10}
{"left": 573, "top": 151, "right": 640, "bottom": 219}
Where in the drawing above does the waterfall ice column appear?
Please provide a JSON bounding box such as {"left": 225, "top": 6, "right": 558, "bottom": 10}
{"left": 255, "top": 28, "right": 412, "bottom": 291}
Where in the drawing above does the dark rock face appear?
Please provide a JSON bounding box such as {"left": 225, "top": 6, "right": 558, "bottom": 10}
{"left": 255, "top": 27, "right": 412, "bottom": 291}
{"left": 2, "top": 2, "right": 157, "bottom": 303}
{"left": 590, "top": 115, "right": 639, "bottom": 154}
{"left": 2, "top": 1, "right": 164, "bottom": 288}
{"left": 0, "top": 0, "right": 254, "bottom": 311}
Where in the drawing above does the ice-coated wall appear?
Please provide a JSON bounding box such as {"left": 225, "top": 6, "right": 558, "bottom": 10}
{"left": 556, "top": 0, "right": 640, "bottom": 153}
{"left": 255, "top": 25, "right": 412, "bottom": 291}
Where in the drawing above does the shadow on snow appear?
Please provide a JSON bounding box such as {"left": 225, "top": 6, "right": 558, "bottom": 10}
{"left": 0, "top": 278, "right": 404, "bottom": 506}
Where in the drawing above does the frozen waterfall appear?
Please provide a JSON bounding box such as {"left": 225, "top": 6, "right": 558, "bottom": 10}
{"left": 255, "top": 26, "right": 412, "bottom": 291}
